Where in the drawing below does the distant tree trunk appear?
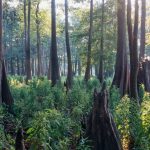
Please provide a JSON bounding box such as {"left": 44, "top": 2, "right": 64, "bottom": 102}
{"left": 112, "top": 0, "right": 128, "bottom": 95}
{"left": 31, "top": 58, "right": 34, "bottom": 76}
{"left": 63, "top": 46, "right": 66, "bottom": 76}
{"left": 17, "top": 56, "right": 20, "bottom": 75}
{"left": 10, "top": 31, "right": 14, "bottom": 75}
{"left": 0, "top": 0, "right": 13, "bottom": 106}
{"left": 36, "top": 2, "right": 42, "bottom": 77}
{"left": 48, "top": 56, "right": 51, "bottom": 80}
{"left": 78, "top": 58, "right": 81, "bottom": 76}
{"left": 10, "top": 58, "right": 14, "bottom": 75}
{"left": 127, "top": 0, "right": 139, "bottom": 100}
{"left": 84, "top": 0, "right": 93, "bottom": 82}
{"left": 95, "top": 65, "right": 98, "bottom": 77}
{"left": 75, "top": 55, "right": 78, "bottom": 75}
{"left": 139, "top": 0, "right": 146, "bottom": 59}
{"left": 65, "top": 0, "right": 73, "bottom": 88}
{"left": 90, "top": 65, "right": 93, "bottom": 76}
{"left": 23, "top": 0, "right": 27, "bottom": 76}
{"left": 21, "top": 58, "right": 25, "bottom": 75}
{"left": 49, "top": 0, "right": 60, "bottom": 86}
{"left": 25, "top": 0, "right": 31, "bottom": 81}
{"left": 138, "top": 58, "right": 150, "bottom": 93}
{"left": 98, "top": 0, "right": 104, "bottom": 83}
{"left": 3, "top": 60, "right": 7, "bottom": 71}
{"left": 0, "top": 0, "right": 2, "bottom": 103}
{"left": 45, "top": 56, "right": 48, "bottom": 75}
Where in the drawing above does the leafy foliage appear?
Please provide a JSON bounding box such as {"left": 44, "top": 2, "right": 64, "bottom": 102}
{"left": 1, "top": 77, "right": 150, "bottom": 150}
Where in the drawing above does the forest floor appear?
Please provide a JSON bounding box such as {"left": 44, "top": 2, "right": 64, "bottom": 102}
{"left": 0, "top": 76, "right": 150, "bottom": 150}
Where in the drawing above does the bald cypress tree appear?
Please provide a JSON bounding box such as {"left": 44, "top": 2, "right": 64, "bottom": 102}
{"left": 127, "top": 0, "right": 139, "bottom": 100}
{"left": 0, "top": 0, "right": 2, "bottom": 104}
{"left": 98, "top": 0, "right": 104, "bottom": 84}
{"left": 0, "top": 0, "right": 13, "bottom": 106}
{"left": 139, "top": 0, "right": 146, "bottom": 59}
{"left": 65, "top": 0, "right": 73, "bottom": 89}
{"left": 112, "top": 0, "right": 128, "bottom": 96}
{"left": 84, "top": 0, "right": 93, "bottom": 82}
{"left": 49, "top": 0, "right": 60, "bottom": 86}
{"left": 36, "top": 2, "right": 42, "bottom": 77}
{"left": 24, "top": 0, "right": 31, "bottom": 81}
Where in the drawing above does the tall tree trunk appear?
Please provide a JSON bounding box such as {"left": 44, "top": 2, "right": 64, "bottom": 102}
{"left": 127, "top": 0, "right": 139, "bottom": 100}
{"left": 63, "top": 45, "right": 66, "bottom": 76}
{"left": 17, "top": 56, "right": 20, "bottom": 75}
{"left": 31, "top": 58, "right": 33, "bottom": 76}
{"left": 49, "top": 0, "right": 60, "bottom": 86}
{"left": 95, "top": 65, "right": 98, "bottom": 77}
{"left": 10, "top": 31, "right": 14, "bottom": 75}
{"left": 0, "top": 0, "right": 2, "bottom": 103}
{"left": 48, "top": 56, "right": 51, "bottom": 80}
{"left": 98, "top": 0, "right": 104, "bottom": 83}
{"left": 21, "top": 58, "right": 25, "bottom": 75}
{"left": 23, "top": 0, "right": 27, "bottom": 77}
{"left": 36, "top": 2, "right": 42, "bottom": 77}
{"left": 84, "top": 0, "right": 93, "bottom": 82}
{"left": 112, "top": 0, "right": 127, "bottom": 96}
{"left": 45, "top": 56, "right": 48, "bottom": 75}
{"left": 65, "top": 0, "right": 73, "bottom": 88}
{"left": 0, "top": 0, "right": 13, "bottom": 106}
{"left": 10, "top": 58, "right": 14, "bottom": 75}
{"left": 139, "top": 0, "right": 146, "bottom": 59}
{"left": 75, "top": 55, "right": 78, "bottom": 75}
{"left": 78, "top": 58, "right": 81, "bottom": 76}
{"left": 2, "top": 61, "right": 14, "bottom": 106}
{"left": 131, "top": 0, "right": 139, "bottom": 99}
{"left": 25, "top": 0, "right": 31, "bottom": 81}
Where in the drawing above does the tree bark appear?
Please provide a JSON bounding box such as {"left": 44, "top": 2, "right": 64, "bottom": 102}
{"left": 25, "top": 0, "right": 31, "bottom": 81}
{"left": 127, "top": 0, "right": 139, "bottom": 100}
{"left": 2, "top": 61, "right": 14, "bottom": 106}
{"left": 84, "top": 0, "right": 93, "bottom": 82}
{"left": 36, "top": 2, "right": 42, "bottom": 77}
{"left": 65, "top": 0, "right": 73, "bottom": 89}
{"left": 0, "top": 0, "right": 2, "bottom": 103}
{"left": 86, "top": 84, "right": 122, "bottom": 150}
{"left": 0, "top": 0, "right": 13, "bottom": 107}
{"left": 139, "top": 0, "right": 146, "bottom": 59}
{"left": 98, "top": 0, "right": 104, "bottom": 83}
{"left": 63, "top": 45, "right": 66, "bottom": 76}
{"left": 17, "top": 56, "right": 20, "bottom": 75}
{"left": 49, "top": 0, "right": 60, "bottom": 86}
{"left": 48, "top": 55, "right": 51, "bottom": 80}
{"left": 78, "top": 58, "right": 81, "bottom": 76}
{"left": 10, "top": 58, "right": 14, "bottom": 75}
{"left": 112, "top": 0, "right": 128, "bottom": 96}
{"left": 23, "top": 0, "right": 27, "bottom": 77}
{"left": 21, "top": 58, "right": 25, "bottom": 75}
{"left": 127, "top": 1, "right": 139, "bottom": 148}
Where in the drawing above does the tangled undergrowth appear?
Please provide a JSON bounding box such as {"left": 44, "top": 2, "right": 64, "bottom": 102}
{"left": 0, "top": 76, "right": 150, "bottom": 150}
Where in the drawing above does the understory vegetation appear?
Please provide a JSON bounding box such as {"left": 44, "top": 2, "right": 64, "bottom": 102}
{"left": 0, "top": 77, "right": 150, "bottom": 150}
